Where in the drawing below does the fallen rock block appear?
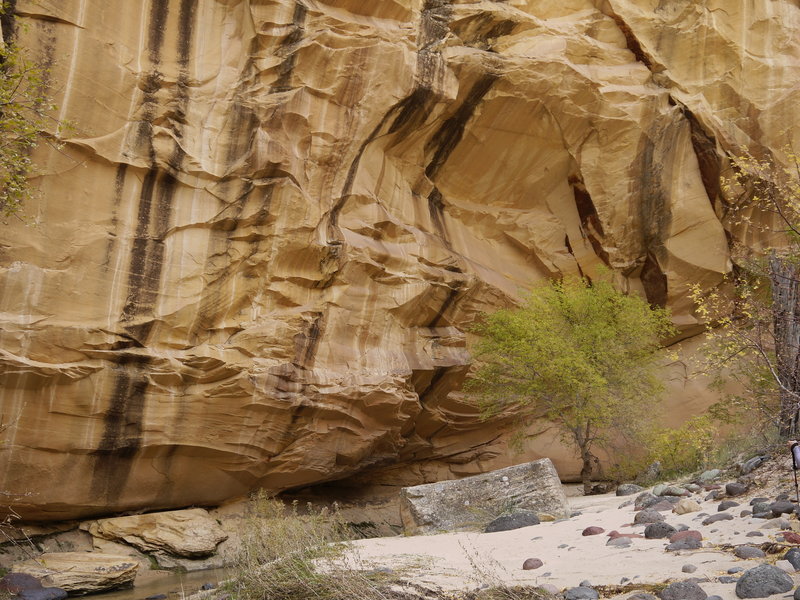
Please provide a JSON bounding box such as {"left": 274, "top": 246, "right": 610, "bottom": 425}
{"left": 83, "top": 508, "right": 228, "bottom": 558}
{"left": 12, "top": 553, "right": 138, "bottom": 594}
{"left": 399, "top": 459, "right": 568, "bottom": 534}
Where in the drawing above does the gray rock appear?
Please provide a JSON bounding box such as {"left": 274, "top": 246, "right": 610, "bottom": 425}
{"left": 685, "top": 484, "right": 701, "bottom": 493}
{"left": 698, "top": 469, "right": 721, "bottom": 483}
{"left": 400, "top": 459, "right": 568, "bottom": 533}
{"left": 485, "top": 511, "right": 540, "bottom": 533}
{"left": 634, "top": 509, "right": 665, "bottom": 524}
{"left": 644, "top": 522, "right": 677, "bottom": 539}
{"left": 735, "top": 564, "right": 793, "bottom": 598}
{"left": 752, "top": 502, "right": 770, "bottom": 514}
{"left": 683, "top": 564, "right": 698, "bottom": 573}
{"left": 0, "top": 574, "right": 68, "bottom": 600}
{"left": 746, "top": 531, "right": 764, "bottom": 537}
{"left": 785, "top": 547, "right": 800, "bottom": 570}
{"left": 749, "top": 497, "right": 769, "bottom": 505}
{"left": 729, "top": 567, "right": 745, "bottom": 574}
{"left": 607, "top": 537, "right": 632, "bottom": 547}
{"left": 522, "top": 558, "right": 543, "bottom": 570}
{"left": 726, "top": 482, "right": 748, "bottom": 497}
{"left": 565, "top": 586, "right": 599, "bottom": 600}
{"left": 659, "top": 580, "right": 707, "bottom": 600}
{"left": 617, "top": 484, "right": 644, "bottom": 496}
{"left": 661, "top": 486, "right": 688, "bottom": 497}
{"left": 635, "top": 492, "right": 659, "bottom": 510}
{"left": 759, "top": 517, "right": 791, "bottom": 529}
{"left": 667, "top": 538, "right": 703, "bottom": 551}
{"left": 769, "top": 501, "right": 797, "bottom": 516}
{"left": 653, "top": 484, "right": 667, "bottom": 496}
{"left": 775, "top": 560, "right": 794, "bottom": 573}
{"left": 795, "top": 587, "right": 800, "bottom": 600}
{"left": 719, "top": 576, "right": 739, "bottom": 584}
{"left": 628, "top": 594, "right": 658, "bottom": 600}
{"left": 707, "top": 596, "right": 722, "bottom": 600}
{"left": 580, "top": 580, "right": 592, "bottom": 587}
{"left": 705, "top": 491, "right": 721, "bottom": 501}
{"left": 740, "top": 456, "right": 768, "bottom": 475}
{"left": 734, "top": 546, "right": 766, "bottom": 559}
{"left": 718, "top": 500, "right": 740, "bottom": 511}
{"left": 702, "top": 513, "right": 734, "bottom": 525}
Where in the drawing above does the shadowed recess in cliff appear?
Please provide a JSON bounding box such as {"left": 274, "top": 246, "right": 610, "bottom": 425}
{"left": 0, "top": 0, "right": 17, "bottom": 42}
{"left": 570, "top": 175, "right": 610, "bottom": 266}
{"left": 89, "top": 355, "right": 150, "bottom": 501}
{"left": 636, "top": 126, "right": 671, "bottom": 308}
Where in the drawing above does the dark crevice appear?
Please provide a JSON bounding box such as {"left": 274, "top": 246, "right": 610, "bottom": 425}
{"left": 677, "top": 103, "right": 722, "bottom": 210}
{"left": 1, "top": 0, "right": 17, "bottom": 42}
{"left": 292, "top": 313, "right": 325, "bottom": 370}
{"left": 601, "top": 4, "right": 655, "bottom": 72}
{"left": 641, "top": 252, "right": 668, "bottom": 308}
{"left": 427, "top": 188, "right": 450, "bottom": 249}
{"left": 564, "top": 234, "right": 586, "bottom": 279}
{"left": 569, "top": 175, "right": 610, "bottom": 266}
{"left": 427, "top": 281, "right": 464, "bottom": 328}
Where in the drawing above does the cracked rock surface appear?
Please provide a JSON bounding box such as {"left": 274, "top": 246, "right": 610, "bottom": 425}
{"left": 1, "top": 0, "right": 798, "bottom": 520}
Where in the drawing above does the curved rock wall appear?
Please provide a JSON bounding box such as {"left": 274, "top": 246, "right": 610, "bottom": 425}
{"left": 1, "top": 0, "right": 797, "bottom": 520}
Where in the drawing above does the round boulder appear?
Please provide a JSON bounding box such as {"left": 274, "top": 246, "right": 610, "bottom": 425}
{"left": 565, "top": 586, "right": 599, "bottom": 600}
{"left": 726, "top": 482, "right": 748, "bottom": 497}
{"left": 735, "top": 564, "right": 793, "bottom": 598}
{"left": 617, "top": 484, "right": 644, "bottom": 497}
{"left": 644, "top": 522, "right": 677, "bottom": 539}
{"left": 582, "top": 526, "right": 605, "bottom": 536}
{"left": 659, "top": 580, "right": 707, "bottom": 600}
{"left": 634, "top": 509, "right": 665, "bottom": 524}
{"left": 734, "top": 546, "right": 766, "bottom": 560}
{"left": 522, "top": 558, "right": 543, "bottom": 570}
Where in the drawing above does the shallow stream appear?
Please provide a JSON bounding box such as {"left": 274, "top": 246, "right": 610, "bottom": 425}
{"left": 86, "top": 567, "right": 229, "bottom": 600}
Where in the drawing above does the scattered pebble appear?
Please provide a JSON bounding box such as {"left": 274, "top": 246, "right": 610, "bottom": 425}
{"left": 702, "top": 513, "right": 734, "bottom": 525}
{"left": 733, "top": 545, "right": 766, "bottom": 559}
{"left": 522, "top": 558, "right": 543, "bottom": 570}
{"left": 682, "top": 564, "right": 698, "bottom": 573}
{"left": 582, "top": 526, "right": 604, "bottom": 536}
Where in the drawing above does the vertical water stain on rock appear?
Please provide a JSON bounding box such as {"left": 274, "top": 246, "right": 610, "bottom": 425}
{"left": 271, "top": 2, "right": 307, "bottom": 93}
{"left": 292, "top": 313, "right": 324, "bottom": 370}
{"left": 89, "top": 354, "right": 150, "bottom": 501}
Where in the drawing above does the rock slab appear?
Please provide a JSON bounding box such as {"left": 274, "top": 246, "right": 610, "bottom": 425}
{"left": 400, "top": 459, "right": 568, "bottom": 534}
{"left": 11, "top": 553, "right": 138, "bottom": 594}
{"left": 83, "top": 508, "right": 228, "bottom": 557}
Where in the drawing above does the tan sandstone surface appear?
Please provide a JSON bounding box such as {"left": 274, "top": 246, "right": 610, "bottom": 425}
{"left": 0, "top": 0, "right": 798, "bottom": 520}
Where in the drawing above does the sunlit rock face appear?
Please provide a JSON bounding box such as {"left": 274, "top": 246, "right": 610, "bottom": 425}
{"left": 0, "top": 0, "right": 797, "bottom": 520}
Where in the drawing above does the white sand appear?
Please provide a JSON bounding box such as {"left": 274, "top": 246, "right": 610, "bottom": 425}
{"left": 347, "top": 488, "right": 799, "bottom": 599}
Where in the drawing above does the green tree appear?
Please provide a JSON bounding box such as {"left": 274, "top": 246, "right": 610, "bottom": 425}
{"left": 0, "top": 5, "right": 61, "bottom": 219}
{"left": 466, "top": 276, "right": 676, "bottom": 493}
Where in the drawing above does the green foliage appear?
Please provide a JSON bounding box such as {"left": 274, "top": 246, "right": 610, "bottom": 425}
{"left": 466, "top": 275, "right": 676, "bottom": 490}
{"left": 646, "top": 415, "right": 717, "bottom": 477}
{"left": 691, "top": 146, "right": 800, "bottom": 437}
{"left": 0, "top": 7, "right": 64, "bottom": 220}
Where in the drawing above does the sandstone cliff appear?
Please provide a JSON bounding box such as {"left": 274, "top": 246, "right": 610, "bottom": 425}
{"left": 0, "top": 0, "right": 797, "bottom": 520}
